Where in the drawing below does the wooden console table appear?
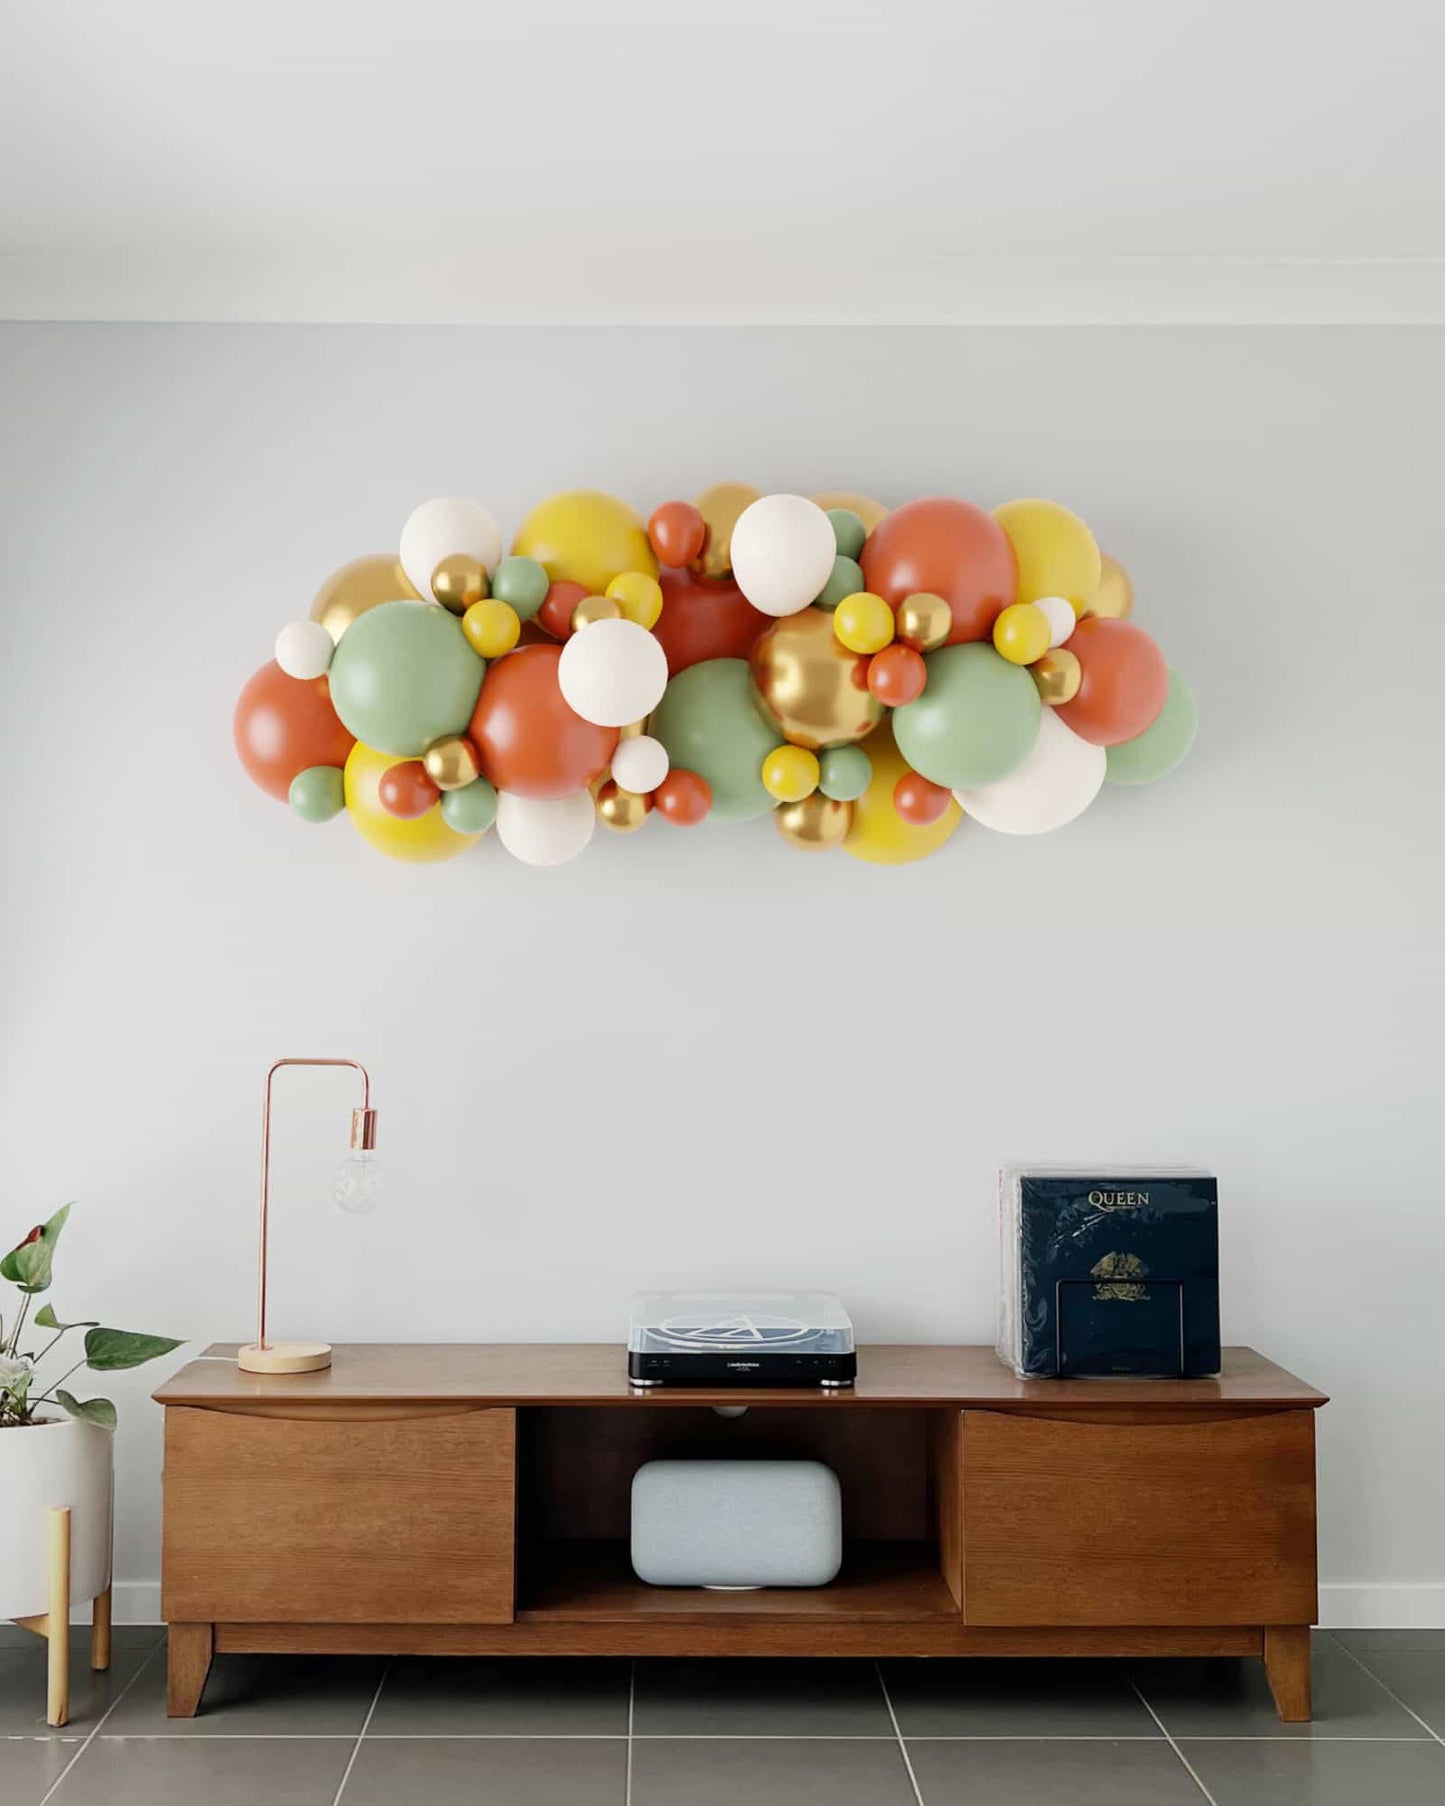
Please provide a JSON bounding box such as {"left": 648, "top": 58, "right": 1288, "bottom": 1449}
{"left": 154, "top": 1344, "right": 1325, "bottom": 1720}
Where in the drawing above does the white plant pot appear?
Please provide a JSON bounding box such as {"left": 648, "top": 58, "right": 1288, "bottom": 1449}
{"left": 0, "top": 1416, "right": 113, "bottom": 1619}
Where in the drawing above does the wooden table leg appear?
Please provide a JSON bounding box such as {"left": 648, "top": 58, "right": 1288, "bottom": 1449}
{"left": 47, "top": 1508, "right": 71, "bottom": 1728}
{"left": 90, "top": 1584, "right": 112, "bottom": 1672}
{"left": 167, "top": 1623, "right": 214, "bottom": 1718}
{"left": 1264, "top": 1624, "right": 1311, "bottom": 1722}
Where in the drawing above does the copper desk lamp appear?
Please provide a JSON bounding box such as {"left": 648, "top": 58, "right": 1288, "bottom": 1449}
{"left": 237, "top": 1058, "right": 379, "bottom": 1375}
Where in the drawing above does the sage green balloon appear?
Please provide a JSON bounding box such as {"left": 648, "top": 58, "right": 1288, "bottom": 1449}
{"left": 328, "top": 601, "right": 485, "bottom": 758}
{"left": 288, "top": 764, "right": 345, "bottom": 823}
{"left": 893, "top": 643, "right": 1042, "bottom": 791}
{"left": 827, "top": 509, "right": 868, "bottom": 561}
{"left": 1106, "top": 668, "right": 1198, "bottom": 786}
{"left": 440, "top": 776, "right": 499, "bottom": 834}
{"left": 649, "top": 658, "right": 778, "bottom": 821}
{"left": 814, "top": 554, "right": 866, "bottom": 611}
{"left": 491, "top": 556, "right": 550, "bottom": 622}
{"left": 818, "top": 743, "right": 872, "bottom": 802}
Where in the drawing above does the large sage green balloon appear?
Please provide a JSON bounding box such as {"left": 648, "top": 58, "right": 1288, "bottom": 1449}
{"left": 328, "top": 601, "right": 485, "bottom": 758}
{"left": 893, "top": 643, "right": 1042, "bottom": 791}
{"left": 649, "top": 658, "right": 778, "bottom": 821}
{"left": 288, "top": 764, "right": 345, "bottom": 823}
{"left": 1106, "top": 668, "right": 1198, "bottom": 785}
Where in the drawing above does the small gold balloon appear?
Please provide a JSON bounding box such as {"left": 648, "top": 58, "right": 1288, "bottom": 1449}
{"left": 1082, "top": 554, "right": 1133, "bottom": 621}
{"left": 810, "top": 491, "right": 889, "bottom": 534}
{"left": 896, "top": 591, "right": 951, "bottom": 650}
{"left": 618, "top": 718, "right": 647, "bottom": 740}
{"left": 572, "top": 593, "right": 623, "bottom": 631}
{"left": 775, "top": 792, "right": 853, "bottom": 850}
{"left": 1030, "top": 647, "right": 1082, "bottom": 705}
{"left": 750, "top": 606, "right": 885, "bottom": 751}
{"left": 309, "top": 553, "right": 418, "bottom": 643}
{"left": 596, "top": 780, "right": 652, "bottom": 833}
{"left": 429, "top": 553, "right": 488, "bottom": 613}
{"left": 422, "top": 734, "right": 482, "bottom": 790}
{"left": 692, "top": 481, "right": 762, "bottom": 579}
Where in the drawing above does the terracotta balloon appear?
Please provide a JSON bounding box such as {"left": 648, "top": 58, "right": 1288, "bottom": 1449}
{"left": 651, "top": 565, "right": 772, "bottom": 676}
{"left": 1055, "top": 618, "right": 1169, "bottom": 747}
{"left": 234, "top": 660, "right": 356, "bottom": 802}
{"left": 537, "top": 580, "right": 590, "bottom": 642}
{"left": 648, "top": 501, "right": 707, "bottom": 568}
{"left": 749, "top": 606, "right": 884, "bottom": 750}
{"left": 470, "top": 643, "right": 619, "bottom": 798}
{"left": 654, "top": 768, "right": 712, "bottom": 825}
{"left": 860, "top": 497, "right": 1017, "bottom": 645}
{"left": 867, "top": 643, "right": 927, "bottom": 707}
{"left": 893, "top": 772, "right": 952, "bottom": 826}
{"left": 378, "top": 760, "right": 441, "bottom": 819}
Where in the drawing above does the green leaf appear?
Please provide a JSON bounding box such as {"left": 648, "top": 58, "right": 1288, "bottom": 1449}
{"left": 35, "top": 1304, "right": 97, "bottom": 1331}
{"left": 54, "top": 1389, "right": 117, "bottom": 1430}
{"left": 83, "top": 1327, "right": 183, "bottom": 1371}
{"left": 0, "top": 1204, "right": 72, "bottom": 1294}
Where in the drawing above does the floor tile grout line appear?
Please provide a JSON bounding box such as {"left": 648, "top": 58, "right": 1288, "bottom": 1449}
{"left": 1329, "top": 1637, "right": 1445, "bottom": 1748}
{"left": 34, "top": 1638, "right": 162, "bottom": 1806}
{"left": 329, "top": 1657, "right": 390, "bottom": 1806}
{"left": 875, "top": 1661, "right": 926, "bottom": 1806}
{"left": 60, "top": 1729, "right": 1445, "bottom": 1742}
{"left": 1129, "top": 1678, "right": 1219, "bottom": 1806}
{"left": 624, "top": 1658, "right": 635, "bottom": 1806}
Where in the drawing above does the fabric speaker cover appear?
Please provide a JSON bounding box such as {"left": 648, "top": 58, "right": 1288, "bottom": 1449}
{"left": 630, "top": 1459, "right": 842, "bottom": 1588}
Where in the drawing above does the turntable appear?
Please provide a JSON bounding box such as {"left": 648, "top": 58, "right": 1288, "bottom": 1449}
{"left": 627, "top": 1290, "right": 856, "bottom": 1388}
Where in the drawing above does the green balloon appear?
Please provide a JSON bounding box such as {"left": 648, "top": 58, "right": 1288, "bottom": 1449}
{"left": 288, "top": 765, "right": 345, "bottom": 823}
{"left": 827, "top": 509, "right": 867, "bottom": 561}
{"left": 893, "top": 643, "right": 1042, "bottom": 790}
{"left": 1106, "top": 669, "right": 1198, "bottom": 786}
{"left": 814, "top": 554, "right": 866, "bottom": 611}
{"left": 491, "top": 556, "right": 550, "bottom": 622}
{"left": 440, "top": 776, "right": 499, "bottom": 834}
{"left": 328, "top": 601, "right": 484, "bottom": 758}
{"left": 649, "top": 658, "right": 779, "bottom": 821}
{"left": 818, "top": 744, "right": 872, "bottom": 802}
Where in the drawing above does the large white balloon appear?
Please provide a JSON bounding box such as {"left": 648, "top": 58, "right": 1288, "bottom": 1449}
{"left": 611, "top": 733, "right": 669, "bottom": 795}
{"left": 954, "top": 710, "right": 1105, "bottom": 834}
{"left": 274, "top": 619, "right": 334, "bottom": 680}
{"left": 496, "top": 789, "right": 596, "bottom": 866}
{"left": 729, "top": 493, "right": 837, "bottom": 617}
{"left": 399, "top": 497, "right": 504, "bottom": 598}
{"left": 558, "top": 618, "right": 668, "bottom": 728}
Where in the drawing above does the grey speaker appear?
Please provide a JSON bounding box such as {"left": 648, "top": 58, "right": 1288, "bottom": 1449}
{"left": 630, "top": 1459, "right": 843, "bottom": 1589}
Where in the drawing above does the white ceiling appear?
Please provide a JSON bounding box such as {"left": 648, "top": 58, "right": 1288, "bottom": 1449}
{"left": 3, "top": 0, "right": 1442, "bottom": 323}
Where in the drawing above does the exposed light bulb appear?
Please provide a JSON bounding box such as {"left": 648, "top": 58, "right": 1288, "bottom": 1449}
{"left": 333, "top": 1148, "right": 383, "bottom": 1215}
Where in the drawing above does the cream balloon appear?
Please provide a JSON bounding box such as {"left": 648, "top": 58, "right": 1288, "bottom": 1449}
{"left": 399, "top": 497, "right": 504, "bottom": 599}
{"left": 495, "top": 789, "right": 596, "bottom": 866}
{"left": 274, "top": 619, "right": 334, "bottom": 680}
{"left": 954, "top": 709, "right": 1104, "bottom": 834}
{"left": 558, "top": 618, "right": 669, "bottom": 728}
{"left": 729, "top": 494, "right": 837, "bottom": 618}
{"left": 610, "top": 733, "right": 669, "bottom": 795}
{"left": 1036, "top": 596, "right": 1077, "bottom": 649}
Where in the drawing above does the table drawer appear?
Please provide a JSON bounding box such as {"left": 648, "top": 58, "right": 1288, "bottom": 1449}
{"left": 163, "top": 1405, "right": 515, "bottom": 1623}
{"left": 960, "top": 1408, "right": 1316, "bottom": 1626}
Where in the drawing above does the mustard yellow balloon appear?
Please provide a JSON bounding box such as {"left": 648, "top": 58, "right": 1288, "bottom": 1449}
{"left": 512, "top": 490, "right": 657, "bottom": 596}
{"left": 762, "top": 743, "right": 821, "bottom": 803}
{"left": 605, "top": 569, "right": 664, "bottom": 629}
{"left": 343, "top": 741, "right": 481, "bottom": 863}
{"left": 833, "top": 591, "right": 895, "bottom": 656}
{"left": 462, "top": 597, "right": 521, "bottom": 659}
{"left": 843, "top": 722, "right": 962, "bottom": 866}
{"left": 992, "top": 601, "right": 1051, "bottom": 666}
{"left": 992, "top": 498, "right": 1102, "bottom": 613}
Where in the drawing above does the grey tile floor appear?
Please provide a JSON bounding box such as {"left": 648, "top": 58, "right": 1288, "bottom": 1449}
{"left": 1, "top": 1628, "right": 1443, "bottom": 1804}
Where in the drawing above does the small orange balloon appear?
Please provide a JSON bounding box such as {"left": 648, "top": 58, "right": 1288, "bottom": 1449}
{"left": 654, "top": 768, "right": 712, "bottom": 825}
{"left": 1055, "top": 617, "right": 1169, "bottom": 746}
{"left": 648, "top": 500, "right": 707, "bottom": 568}
{"left": 867, "top": 643, "right": 927, "bottom": 707}
{"left": 893, "top": 771, "right": 953, "bottom": 826}
{"left": 378, "top": 759, "right": 441, "bottom": 819}
{"left": 537, "top": 580, "right": 589, "bottom": 642}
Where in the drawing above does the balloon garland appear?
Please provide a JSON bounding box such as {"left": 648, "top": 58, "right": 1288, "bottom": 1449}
{"left": 234, "top": 487, "right": 1197, "bottom": 868}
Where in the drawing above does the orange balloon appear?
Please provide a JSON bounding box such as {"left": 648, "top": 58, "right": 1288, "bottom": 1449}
{"left": 470, "top": 643, "right": 619, "bottom": 798}
{"left": 654, "top": 768, "right": 712, "bottom": 825}
{"left": 234, "top": 659, "right": 355, "bottom": 802}
{"left": 860, "top": 497, "right": 1017, "bottom": 645}
{"left": 893, "top": 771, "right": 952, "bottom": 826}
{"left": 1055, "top": 617, "right": 1169, "bottom": 746}
{"left": 867, "top": 643, "right": 927, "bottom": 707}
{"left": 648, "top": 501, "right": 707, "bottom": 568}
{"left": 378, "top": 759, "right": 440, "bottom": 819}
{"left": 651, "top": 565, "right": 772, "bottom": 676}
{"left": 537, "top": 580, "right": 589, "bottom": 642}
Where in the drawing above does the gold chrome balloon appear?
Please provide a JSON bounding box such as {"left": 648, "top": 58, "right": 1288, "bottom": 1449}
{"left": 750, "top": 607, "right": 884, "bottom": 751}
{"left": 618, "top": 718, "right": 647, "bottom": 740}
{"left": 1030, "top": 647, "right": 1083, "bottom": 705}
{"left": 572, "top": 593, "right": 623, "bottom": 631}
{"left": 429, "top": 553, "right": 488, "bottom": 613}
{"left": 810, "top": 491, "right": 889, "bottom": 534}
{"left": 774, "top": 792, "right": 852, "bottom": 849}
{"left": 309, "top": 553, "right": 418, "bottom": 643}
{"left": 423, "top": 733, "right": 482, "bottom": 791}
{"left": 896, "top": 591, "right": 951, "bottom": 651}
{"left": 692, "top": 481, "right": 762, "bottom": 579}
{"left": 1082, "top": 553, "right": 1134, "bottom": 621}
{"left": 596, "top": 780, "right": 652, "bottom": 832}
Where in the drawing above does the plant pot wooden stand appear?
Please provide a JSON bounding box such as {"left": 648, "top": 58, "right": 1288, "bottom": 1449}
{"left": 8, "top": 1506, "right": 113, "bottom": 1727}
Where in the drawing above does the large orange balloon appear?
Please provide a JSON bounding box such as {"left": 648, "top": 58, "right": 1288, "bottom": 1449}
{"left": 860, "top": 497, "right": 1016, "bottom": 645}
{"left": 1055, "top": 618, "right": 1169, "bottom": 746}
{"left": 651, "top": 566, "right": 772, "bottom": 676}
{"left": 469, "top": 644, "right": 618, "bottom": 798}
{"left": 234, "top": 660, "right": 355, "bottom": 801}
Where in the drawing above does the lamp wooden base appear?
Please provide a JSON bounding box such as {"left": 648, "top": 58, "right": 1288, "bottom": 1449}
{"left": 236, "top": 1340, "right": 332, "bottom": 1375}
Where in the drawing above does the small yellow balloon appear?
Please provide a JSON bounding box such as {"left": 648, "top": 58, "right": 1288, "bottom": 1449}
{"left": 762, "top": 743, "right": 821, "bottom": 803}
{"left": 843, "top": 722, "right": 962, "bottom": 866}
{"left": 1083, "top": 553, "right": 1135, "bottom": 621}
{"left": 309, "top": 554, "right": 418, "bottom": 644}
{"left": 692, "top": 481, "right": 762, "bottom": 579}
{"left": 896, "top": 591, "right": 952, "bottom": 651}
{"left": 461, "top": 597, "right": 521, "bottom": 659}
{"left": 833, "top": 591, "right": 895, "bottom": 656}
{"left": 993, "top": 498, "right": 1102, "bottom": 613}
{"left": 596, "top": 780, "right": 652, "bottom": 833}
{"left": 775, "top": 791, "right": 853, "bottom": 849}
{"left": 993, "top": 601, "right": 1052, "bottom": 666}
{"left": 422, "top": 733, "right": 482, "bottom": 791}
{"left": 605, "top": 569, "right": 664, "bottom": 629}
{"left": 512, "top": 489, "right": 657, "bottom": 595}
{"left": 572, "top": 593, "right": 623, "bottom": 632}
{"left": 429, "top": 553, "right": 488, "bottom": 613}
{"left": 343, "top": 741, "right": 481, "bottom": 863}
{"left": 1029, "top": 647, "right": 1083, "bottom": 705}
{"left": 809, "top": 491, "right": 889, "bottom": 534}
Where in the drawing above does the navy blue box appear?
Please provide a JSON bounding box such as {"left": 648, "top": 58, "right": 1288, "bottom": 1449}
{"left": 998, "top": 1169, "right": 1220, "bottom": 1378}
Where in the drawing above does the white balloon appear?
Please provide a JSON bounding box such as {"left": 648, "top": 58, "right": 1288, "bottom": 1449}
{"left": 399, "top": 497, "right": 504, "bottom": 598}
{"left": 274, "top": 619, "right": 334, "bottom": 679}
{"left": 954, "top": 710, "right": 1105, "bottom": 835}
{"left": 610, "top": 734, "right": 669, "bottom": 795}
{"left": 496, "top": 790, "right": 596, "bottom": 867}
{"left": 558, "top": 618, "right": 669, "bottom": 728}
{"left": 1036, "top": 595, "right": 1077, "bottom": 648}
{"left": 729, "top": 493, "right": 837, "bottom": 617}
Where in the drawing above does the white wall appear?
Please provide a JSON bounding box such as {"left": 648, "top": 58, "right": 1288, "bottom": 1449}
{"left": 1, "top": 324, "right": 1440, "bottom": 1624}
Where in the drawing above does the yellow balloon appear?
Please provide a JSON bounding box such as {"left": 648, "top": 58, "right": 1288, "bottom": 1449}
{"left": 1083, "top": 553, "right": 1135, "bottom": 621}
{"left": 992, "top": 499, "right": 1102, "bottom": 613}
{"left": 833, "top": 591, "right": 895, "bottom": 656}
{"left": 512, "top": 490, "right": 657, "bottom": 595}
{"left": 343, "top": 741, "right": 481, "bottom": 863}
{"left": 762, "top": 743, "right": 821, "bottom": 803}
{"left": 462, "top": 597, "right": 520, "bottom": 658}
{"left": 810, "top": 491, "right": 889, "bottom": 534}
{"left": 993, "top": 601, "right": 1051, "bottom": 665}
{"left": 843, "top": 722, "right": 962, "bottom": 866}
{"left": 309, "top": 554, "right": 418, "bottom": 644}
{"left": 605, "top": 569, "right": 664, "bottom": 629}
